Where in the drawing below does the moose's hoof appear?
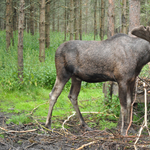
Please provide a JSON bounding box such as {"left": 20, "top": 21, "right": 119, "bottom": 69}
{"left": 81, "top": 124, "right": 93, "bottom": 131}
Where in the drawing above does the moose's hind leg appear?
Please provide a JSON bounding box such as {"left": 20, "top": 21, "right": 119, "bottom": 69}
{"left": 68, "top": 76, "right": 91, "bottom": 130}
{"left": 45, "top": 76, "right": 69, "bottom": 129}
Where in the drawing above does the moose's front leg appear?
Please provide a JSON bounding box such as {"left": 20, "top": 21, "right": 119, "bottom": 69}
{"left": 118, "top": 83, "right": 131, "bottom": 135}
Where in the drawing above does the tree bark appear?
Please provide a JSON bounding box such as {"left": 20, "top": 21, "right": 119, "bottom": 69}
{"left": 39, "top": 0, "right": 45, "bottom": 62}
{"left": 52, "top": 1, "right": 55, "bottom": 31}
{"left": 79, "top": 0, "right": 82, "bottom": 40}
{"left": 25, "top": 0, "right": 30, "bottom": 33}
{"left": 70, "top": 0, "right": 74, "bottom": 40}
{"left": 100, "top": 0, "right": 105, "bottom": 40}
{"left": 129, "top": 0, "right": 140, "bottom": 32}
{"left": 6, "top": 0, "right": 12, "bottom": 51}
{"left": 94, "top": 0, "right": 97, "bottom": 40}
{"left": 30, "top": 0, "right": 34, "bottom": 35}
{"left": 18, "top": 0, "right": 25, "bottom": 83}
{"left": 57, "top": 1, "right": 60, "bottom": 32}
{"left": 74, "top": 0, "right": 79, "bottom": 40}
{"left": 64, "top": 0, "right": 67, "bottom": 41}
{"left": 122, "top": 0, "right": 127, "bottom": 34}
{"left": 108, "top": 0, "right": 115, "bottom": 38}
{"left": 13, "top": 1, "right": 18, "bottom": 31}
{"left": 85, "top": 0, "right": 88, "bottom": 34}
{"left": 45, "top": 0, "right": 50, "bottom": 48}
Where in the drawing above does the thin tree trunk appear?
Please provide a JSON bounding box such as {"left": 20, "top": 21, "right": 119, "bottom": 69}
{"left": 100, "top": 0, "right": 105, "bottom": 40}
{"left": 10, "top": 1, "right": 14, "bottom": 46}
{"left": 18, "top": 0, "right": 25, "bottom": 82}
{"left": 26, "top": 0, "right": 30, "bottom": 33}
{"left": 30, "top": 0, "right": 34, "bottom": 35}
{"left": 70, "top": 0, "right": 74, "bottom": 40}
{"left": 79, "top": 0, "right": 82, "bottom": 40}
{"left": 52, "top": 1, "right": 55, "bottom": 31}
{"left": 6, "top": 0, "right": 12, "bottom": 51}
{"left": 45, "top": 0, "right": 50, "bottom": 48}
{"left": 122, "top": 0, "right": 127, "bottom": 34}
{"left": 57, "top": 1, "right": 60, "bottom": 32}
{"left": 108, "top": 0, "right": 115, "bottom": 38}
{"left": 129, "top": 0, "right": 140, "bottom": 32}
{"left": 13, "top": 1, "right": 17, "bottom": 31}
{"left": 85, "top": 0, "right": 88, "bottom": 34}
{"left": 74, "top": 0, "right": 79, "bottom": 40}
{"left": 39, "top": 0, "right": 45, "bottom": 62}
{"left": 94, "top": 0, "right": 97, "bottom": 40}
{"left": 64, "top": 0, "right": 67, "bottom": 41}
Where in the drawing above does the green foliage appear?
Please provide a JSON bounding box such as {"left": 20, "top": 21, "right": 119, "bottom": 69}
{"left": 6, "top": 114, "right": 32, "bottom": 125}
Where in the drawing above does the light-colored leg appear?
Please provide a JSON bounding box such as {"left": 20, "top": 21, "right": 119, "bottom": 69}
{"left": 45, "top": 76, "right": 69, "bottom": 128}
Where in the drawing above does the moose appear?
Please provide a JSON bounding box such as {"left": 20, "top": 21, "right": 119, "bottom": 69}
{"left": 46, "top": 25, "right": 150, "bottom": 135}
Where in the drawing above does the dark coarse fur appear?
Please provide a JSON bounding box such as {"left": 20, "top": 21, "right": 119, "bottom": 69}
{"left": 46, "top": 26, "right": 150, "bottom": 135}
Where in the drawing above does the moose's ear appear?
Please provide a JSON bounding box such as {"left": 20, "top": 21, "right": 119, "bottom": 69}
{"left": 131, "top": 25, "right": 150, "bottom": 42}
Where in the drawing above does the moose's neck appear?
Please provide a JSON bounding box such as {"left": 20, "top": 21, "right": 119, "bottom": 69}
{"left": 136, "top": 39, "right": 150, "bottom": 70}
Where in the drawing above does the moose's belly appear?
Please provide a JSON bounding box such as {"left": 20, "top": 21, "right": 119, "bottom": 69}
{"left": 75, "top": 73, "right": 115, "bottom": 83}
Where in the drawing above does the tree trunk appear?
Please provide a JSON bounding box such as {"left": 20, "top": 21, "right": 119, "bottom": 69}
{"left": 57, "top": 1, "right": 60, "bottom": 32}
{"left": 39, "top": 0, "right": 45, "bottom": 62}
{"left": 13, "top": 1, "right": 17, "bottom": 31}
{"left": 74, "top": 0, "right": 79, "bottom": 40}
{"left": 18, "top": 0, "right": 25, "bottom": 83}
{"left": 129, "top": 0, "right": 140, "bottom": 32}
{"left": 25, "top": 0, "right": 30, "bottom": 33}
{"left": 85, "top": 0, "right": 88, "bottom": 34}
{"left": 94, "top": 0, "right": 97, "bottom": 40}
{"left": 108, "top": 0, "right": 115, "bottom": 38}
{"left": 100, "top": 0, "right": 105, "bottom": 40}
{"left": 45, "top": 0, "right": 50, "bottom": 48}
{"left": 64, "top": 0, "right": 67, "bottom": 41}
{"left": 79, "top": 0, "right": 82, "bottom": 40}
{"left": 70, "top": 0, "right": 74, "bottom": 40}
{"left": 122, "top": 0, "right": 127, "bottom": 34}
{"left": 6, "top": 0, "right": 12, "bottom": 51}
{"left": 52, "top": 1, "right": 55, "bottom": 31}
{"left": 30, "top": 0, "right": 34, "bottom": 35}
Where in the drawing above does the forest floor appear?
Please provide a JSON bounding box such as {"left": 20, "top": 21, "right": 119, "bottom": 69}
{"left": 0, "top": 112, "right": 150, "bottom": 150}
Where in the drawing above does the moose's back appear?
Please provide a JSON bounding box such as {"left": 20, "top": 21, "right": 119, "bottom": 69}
{"left": 55, "top": 34, "right": 149, "bottom": 83}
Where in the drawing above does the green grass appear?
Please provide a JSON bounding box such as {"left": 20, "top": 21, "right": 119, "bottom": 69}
{"left": 1, "top": 85, "right": 116, "bottom": 129}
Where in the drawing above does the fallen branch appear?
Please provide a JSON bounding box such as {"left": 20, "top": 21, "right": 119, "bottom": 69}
{"left": 62, "top": 111, "right": 76, "bottom": 130}
{"left": 0, "top": 126, "right": 37, "bottom": 133}
{"left": 33, "top": 118, "right": 64, "bottom": 136}
{"left": 62, "top": 111, "right": 118, "bottom": 131}
{"left": 76, "top": 140, "right": 97, "bottom": 150}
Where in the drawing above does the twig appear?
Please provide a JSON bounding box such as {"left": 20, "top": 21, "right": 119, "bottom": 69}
{"left": 0, "top": 126, "right": 37, "bottom": 133}
{"left": 134, "top": 82, "right": 150, "bottom": 145}
{"left": 26, "top": 102, "right": 48, "bottom": 116}
{"left": 76, "top": 140, "right": 97, "bottom": 150}
{"left": 25, "top": 143, "right": 37, "bottom": 149}
{"left": 62, "top": 111, "right": 118, "bottom": 131}
{"left": 62, "top": 111, "right": 76, "bottom": 130}
{"left": 34, "top": 118, "right": 64, "bottom": 136}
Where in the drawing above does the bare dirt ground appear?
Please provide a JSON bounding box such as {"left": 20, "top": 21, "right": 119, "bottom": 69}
{"left": 0, "top": 112, "right": 150, "bottom": 150}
